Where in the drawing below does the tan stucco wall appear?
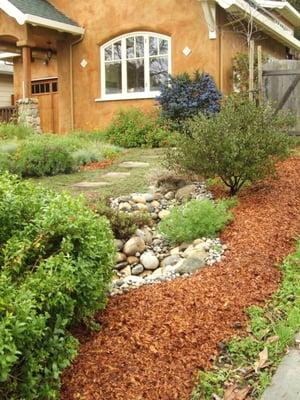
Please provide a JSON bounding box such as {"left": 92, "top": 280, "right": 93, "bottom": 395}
{"left": 4, "top": 1, "right": 287, "bottom": 132}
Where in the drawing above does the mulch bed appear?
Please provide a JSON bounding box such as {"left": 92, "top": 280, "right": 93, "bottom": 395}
{"left": 80, "top": 159, "right": 114, "bottom": 171}
{"left": 61, "top": 157, "right": 300, "bottom": 400}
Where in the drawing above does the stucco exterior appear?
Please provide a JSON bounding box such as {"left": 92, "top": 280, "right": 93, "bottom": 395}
{"left": 0, "top": 0, "right": 291, "bottom": 132}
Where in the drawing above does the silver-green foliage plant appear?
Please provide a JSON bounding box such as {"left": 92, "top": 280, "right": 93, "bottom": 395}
{"left": 0, "top": 174, "right": 115, "bottom": 399}
{"left": 159, "top": 199, "right": 233, "bottom": 244}
{"left": 167, "top": 96, "right": 294, "bottom": 195}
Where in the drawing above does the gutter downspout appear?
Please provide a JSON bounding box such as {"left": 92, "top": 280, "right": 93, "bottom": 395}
{"left": 70, "top": 34, "right": 84, "bottom": 131}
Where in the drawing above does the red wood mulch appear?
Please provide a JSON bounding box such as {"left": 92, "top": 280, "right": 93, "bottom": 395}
{"left": 61, "top": 157, "right": 300, "bottom": 400}
{"left": 80, "top": 159, "right": 114, "bottom": 171}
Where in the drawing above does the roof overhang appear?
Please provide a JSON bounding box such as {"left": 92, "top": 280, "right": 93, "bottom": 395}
{"left": 0, "top": 0, "right": 85, "bottom": 35}
{"left": 199, "top": 0, "right": 300, "bottom": 51}
{"left": 0, "top": 51, "right": 20, "bottom": 60}
{"left": 256, "top": 0, "right": 300, "bottom": 27}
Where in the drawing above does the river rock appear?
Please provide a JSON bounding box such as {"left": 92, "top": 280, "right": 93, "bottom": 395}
{"left": 158, "top": 210, "right": 170, "bottom": 219}
{"left": 136, "top": 228, "right": 153, "bottom": 244}
{"left": 120, "top": 265, "right": 131, "bottom": 277}
{"left": 161, "top": 254, "right": 182, "bottom": 268}
{"left": 134, "top": 203, "right": 148, "bottom": 212}
{"left": 144, "top": 193, "right": 154, "bottom": 202}
{"left": 115, "top": 261, "right": 128, "bottom": 270}
{"left": 165, "top": 191, "right": 175, "bottom": 200}
{"left": 140, "top": 252, "right": 159, "bottom": 270}
{"left": 132, "top": 194, "right": 146, "bottom": 204}
{"left": 116, "top": 252, "right": 127, "bottom": 263}
{"left": 123, "top": 237, "right": 146, "bottom": 256}
{"left": 175, "top": 184, "right": 196, "bottom": 202}
{"left": 131, "top": 264, "right": 144, "bottom": 275}
{"left": 115, "top": 239, "right": 124, "bottom": 251}
{"left": 127, "top": 256, "right": 139, "bottom": 265}
{"left": 173, "top": 257, "right": 205, "bottom": 274}
{"left": 119, "top": 202, "right": 132, "bottom": 211}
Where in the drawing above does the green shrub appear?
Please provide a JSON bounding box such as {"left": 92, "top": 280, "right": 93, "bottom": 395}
{"left": 0, "top": 174, "right": 115, "bottom": 399}
{"left": 95, "top": 200, "right": 151, "bottom": 240}
{"left": 104, "top": 108, "right": 172, "bottom": 148}
{"left": 167, "top": 95, "right": 294, "bottom": 195}
{"left": 71, "top": 148, "right": 103, "bottom": 166}
{"left": 15, "top": 142, "right": 76, "bottom": 177}
{"left": 0, "top": 123, "right": 34, "bottom": 140}
{"left": 159, "top": 199, "right": 233, "bottom": 244}
{"left": 0, "top": 153, "right": 13, "bottom": 173}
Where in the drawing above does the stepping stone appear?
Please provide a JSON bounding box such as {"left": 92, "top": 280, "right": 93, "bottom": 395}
{"left": 73, "top": 181, "right": 111, "bottom": 188}
{"left": 103, "top": 172, "right": 131, "bottom": 178}
{"left": 119, "top": 162, "right": 149, "bottom": 168}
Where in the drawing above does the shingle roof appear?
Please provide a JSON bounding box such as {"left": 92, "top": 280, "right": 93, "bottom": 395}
{"left": 8, "top": 0, "right": 79, "bottom": 27}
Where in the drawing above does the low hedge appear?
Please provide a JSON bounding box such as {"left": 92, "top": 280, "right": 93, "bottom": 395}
{"left": 0, "top": 174, "right": 115, "bottom": 399}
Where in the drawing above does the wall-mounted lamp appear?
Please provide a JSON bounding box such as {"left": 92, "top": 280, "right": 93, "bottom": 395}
{"left": 43, "top": 49, "right": 53, "bottom": 65}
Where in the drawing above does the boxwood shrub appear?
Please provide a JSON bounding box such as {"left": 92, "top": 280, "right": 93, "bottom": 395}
{"left": 0, "top": 174, "right": 115, "bottom": 399}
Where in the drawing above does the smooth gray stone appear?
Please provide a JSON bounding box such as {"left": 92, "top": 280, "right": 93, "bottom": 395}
{"left": 261, "top": 349, "right": 300, "bottom": 400}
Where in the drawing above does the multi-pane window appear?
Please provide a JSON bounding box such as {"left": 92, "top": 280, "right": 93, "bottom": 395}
{"left": 101, "top": 32, "right": 171, "bottom": 99}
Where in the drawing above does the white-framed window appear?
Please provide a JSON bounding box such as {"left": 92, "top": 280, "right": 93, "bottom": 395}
{"left": 98, "top": 32, "right": 171, "bottom": 101}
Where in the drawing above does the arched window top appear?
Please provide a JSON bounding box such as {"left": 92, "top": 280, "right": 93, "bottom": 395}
{"left": 99, "top": 32, "right": 171, "bottom": 101}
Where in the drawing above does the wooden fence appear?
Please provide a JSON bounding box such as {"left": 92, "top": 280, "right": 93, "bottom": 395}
{"left": 0, "top": 106, "right": 16, "bottom": 123}
{"left": 263, "top": 60, "right": 300, "bottom": 135}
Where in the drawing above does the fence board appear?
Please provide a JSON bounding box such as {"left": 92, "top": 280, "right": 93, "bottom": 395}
{"left": 0, "top": 106, "right": 16, "bottom": 123}
{"left": 263, "top": 60, "right": 300, "bottom": 133}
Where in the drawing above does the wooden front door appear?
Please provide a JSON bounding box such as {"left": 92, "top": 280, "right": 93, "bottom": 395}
{"left": 32, "top": 79, "right": 58, "bottom": 133}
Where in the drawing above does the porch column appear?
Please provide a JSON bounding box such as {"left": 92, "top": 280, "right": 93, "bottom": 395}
{"left": 21, "top": 46, "right": 32, "bottom": 98}
{"left": 57, "top": 40, "right": 72, "bottom": 133}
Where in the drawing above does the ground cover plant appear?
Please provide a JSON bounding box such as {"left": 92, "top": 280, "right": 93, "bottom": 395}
{"left": 167, "top": 95, "right": 294, "bottom": 195}
{"left": 104, "top": 108, "right": 174, "bottom": 148}
{"left": 94, "top": 200, "right": 152, "bottom": 240}
{"left": 191, "top": 239, "right": 300, "bottom": 399}
{"left": 157, "top": 71, "right": 221, "bottom": 128}
{"left": 0, "top": 174, "right": 115, "bottom": 399}
{"left": 0, "top": 124, "right": 122, "bottom": 177}
{"left": 159, "top": 199, "right": 234, "bottom": 244}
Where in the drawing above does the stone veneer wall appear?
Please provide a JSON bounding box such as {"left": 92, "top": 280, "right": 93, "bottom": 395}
{"left": 17, "top": 98, "right": 41, "bottom": 133}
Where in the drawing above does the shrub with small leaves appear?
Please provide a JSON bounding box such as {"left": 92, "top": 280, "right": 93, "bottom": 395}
{"left": 104, "top": 108, "right": 173, "bottom": 148}
{"left": 0, "top": 174, "right": 115, "bottom": 399}
{"left": 167, "top": 95, "right": 294, "bottom": 195}
{"left": 15, "top": 142, "right": 76, "bottom": 177}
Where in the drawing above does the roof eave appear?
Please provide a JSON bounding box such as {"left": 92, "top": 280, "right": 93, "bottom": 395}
{"left": 24, "top": 14, "right": 85, "bottom": 35}
{"left": 217, "top": 0, "right": 300, "bottom": 51}
{"left": 256, "top": 1, "right": 300, "bottom": 27}
{"left": 0, "top": 0, "right": 84, "bottom": 36}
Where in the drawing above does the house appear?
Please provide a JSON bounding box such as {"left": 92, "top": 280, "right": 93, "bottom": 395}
{"left": 0, "top": 0, "right": 299, "bottom": 133}
{"left": 0, "top": 61, "right": 14, "bottom": 107}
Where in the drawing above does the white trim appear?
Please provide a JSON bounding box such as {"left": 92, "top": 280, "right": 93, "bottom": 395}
{"left": 0, "top": 52, "right": 20, "bottom": 60}
{"left": 95, "top": 92, "right": 160, "bottom": 102}
{"left": 0, "top": 0, "right": 84, "bottom": 35}
{"left": 31, "top": 76, "right": 58, "bottom": 82}
{"left": 214, "top": 0, "right": 300, "bottom": 51}
{"left": 24, "top": 14, "right": 84, "bottom": 35}
{"left": 99, "top": 31, "right": 171, "bottom": 101}
{"left": 256, "top": 1, "right": 300, "bottom": 27}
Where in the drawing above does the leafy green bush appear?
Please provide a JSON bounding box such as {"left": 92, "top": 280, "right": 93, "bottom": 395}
{"left": 0, "top": 123, "right": 34, "bottom": 140}
{"left": 0, "top": 174, "right": 115, "bottom": 399}
{"left": 104, "top": 108, "right": 172, "bottom": 148}
{"left": 15, "top": 142, "right": 76, "bottom": 177}
{"left": 71, "top": 148, "right": 103, "bottom": 166}
{"left": 95, "top": 200, "right": 151, "bottom": 240}
{"left": 159, "top": 199, "right": 232, "bottom": 244}
{"left": 167, "top": 95, "right": 293, "bottom": 195}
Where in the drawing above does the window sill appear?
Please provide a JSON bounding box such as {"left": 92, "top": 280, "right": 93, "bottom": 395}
{"left": 95, "top": 92, "right": 160, "bottom": 102}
